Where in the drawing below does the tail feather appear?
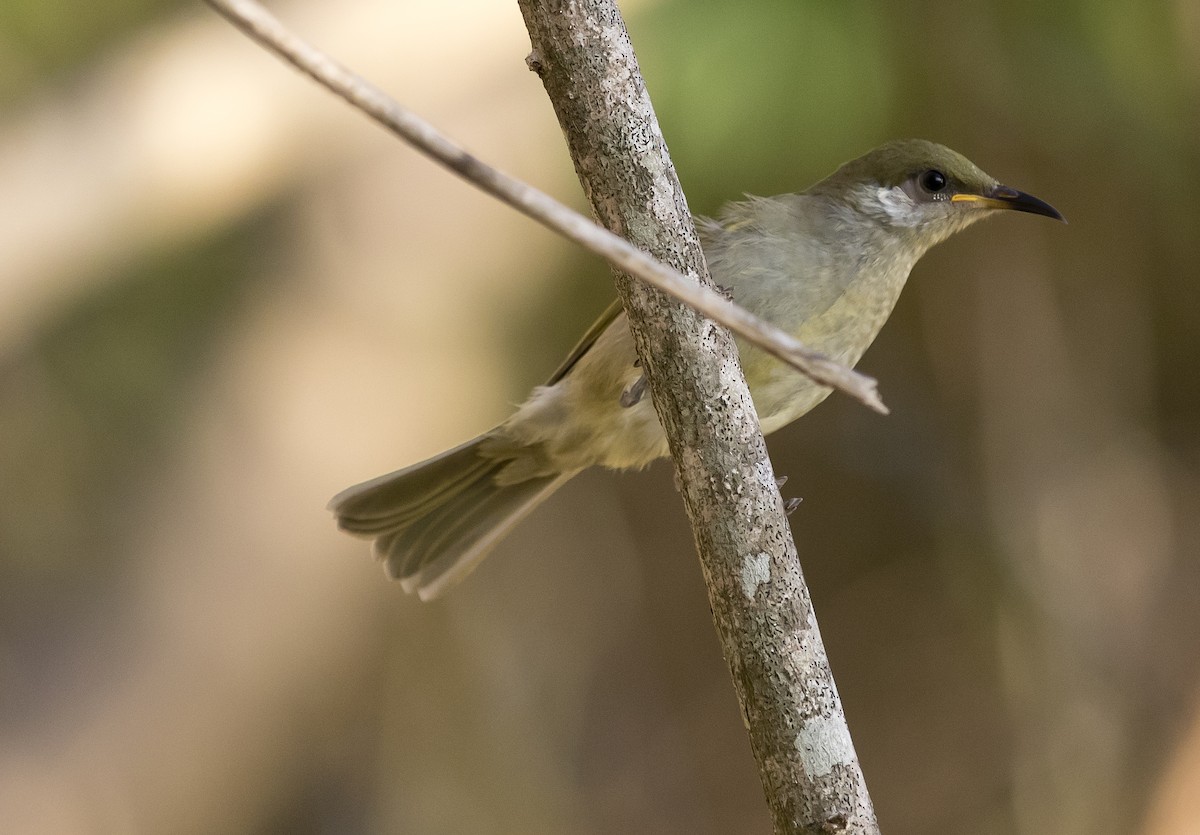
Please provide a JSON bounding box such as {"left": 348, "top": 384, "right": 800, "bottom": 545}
{"left": 330, "top": 434, "right": 571, "bottom": 600}
{"left": 330, "top": 438, "right": 493, "bottom": 528}
{"left": 392, "top": 473, "right": 570, "bottom": 600}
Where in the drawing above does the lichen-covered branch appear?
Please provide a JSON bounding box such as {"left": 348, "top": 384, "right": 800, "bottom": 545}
{"left": 515, "top": 1, "right": 879, "bottom": 832}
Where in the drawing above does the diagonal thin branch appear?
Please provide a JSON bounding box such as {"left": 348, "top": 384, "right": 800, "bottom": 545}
{"left": 201, "top": 0, "right": 887, "bottom": 415}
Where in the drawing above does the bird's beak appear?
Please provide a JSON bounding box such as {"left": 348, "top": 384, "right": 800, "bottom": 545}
{"left": 951, "top": 184, "right": 1066, "bottom": 223}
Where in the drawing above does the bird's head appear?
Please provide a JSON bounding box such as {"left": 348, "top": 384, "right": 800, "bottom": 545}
{"left": 812, "top": 139, "right": 1064, "bottom": 248}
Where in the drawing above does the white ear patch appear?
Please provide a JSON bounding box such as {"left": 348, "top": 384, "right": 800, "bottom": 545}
{"left": 874, "top": 185, "right": 922, "bottom": 226}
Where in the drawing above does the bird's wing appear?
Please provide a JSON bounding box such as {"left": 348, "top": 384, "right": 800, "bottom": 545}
{"left": 702, "top": 194, "right": 853, "bottom": 327}
{"left": 554, "top": 215, "right": 729, "bottom": 386}
{"left": 545, "top": 298, "right": 624, "bottom": 385}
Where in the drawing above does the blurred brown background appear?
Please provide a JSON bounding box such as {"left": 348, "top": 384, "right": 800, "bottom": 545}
{"left": 1, "top": 0, "right": 1198, "bottom": 832}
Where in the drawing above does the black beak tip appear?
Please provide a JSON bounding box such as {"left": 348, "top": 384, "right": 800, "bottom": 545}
{"left": 993, "top": 184, "right": 1066, "bottom": 224}
{"left": 1041, "top": 202, "right": 1068, "bottom": 225}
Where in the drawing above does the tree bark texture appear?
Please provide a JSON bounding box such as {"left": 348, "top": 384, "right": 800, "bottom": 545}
{"left": 515, "top": 2, "right": 880, "bottom": 833}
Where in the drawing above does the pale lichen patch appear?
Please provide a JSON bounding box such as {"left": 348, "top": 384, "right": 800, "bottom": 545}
{"left": 740, "top": 551, "right": 771, "bottom": 600}
{"left": 795, "top": 715, "right": 855, "bottom": 777}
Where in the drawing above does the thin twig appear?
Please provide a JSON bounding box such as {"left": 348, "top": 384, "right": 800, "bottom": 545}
{"left": 201, "top": 0, "right": 887, "bottom": 415}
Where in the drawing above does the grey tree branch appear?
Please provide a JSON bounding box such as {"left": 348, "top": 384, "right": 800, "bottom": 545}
{"left": 201, "top": 0, "right": 886, "bottom": 415}
{"left": 515, "top": 3, "right": 879, "bottom": 833}
{"left": 203, "top": 0, "right": 881, "bottom": 831}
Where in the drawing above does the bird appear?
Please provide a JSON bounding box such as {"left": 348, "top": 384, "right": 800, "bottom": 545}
{"left": 330, "top": 138, "right": 1064, "bottom": 600}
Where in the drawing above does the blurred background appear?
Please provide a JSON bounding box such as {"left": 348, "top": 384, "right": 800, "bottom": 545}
{"left": 1, "top": 0, "right": 1198, "bottom": 832}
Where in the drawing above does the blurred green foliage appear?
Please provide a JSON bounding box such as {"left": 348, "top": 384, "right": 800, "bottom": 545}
{"left": 0, "top": 0, "right": 192, "bottom": 103}
{"left": 0, "top": 208, "right": 281, "bottom": 596}
{"left": 635, "top": 0, "right": 894, "bottom": 203}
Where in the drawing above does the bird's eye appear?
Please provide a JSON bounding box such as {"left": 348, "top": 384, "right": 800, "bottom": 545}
{"left": 920, "top": 169, "right": 948, "bottom": 193}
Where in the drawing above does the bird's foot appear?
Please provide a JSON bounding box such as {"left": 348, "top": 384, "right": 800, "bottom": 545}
{"left": 774, "top": 475, "right": 801, "bottom": 514}
{"left": 620, "top": 374, "right": 648, "bottom": 408}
